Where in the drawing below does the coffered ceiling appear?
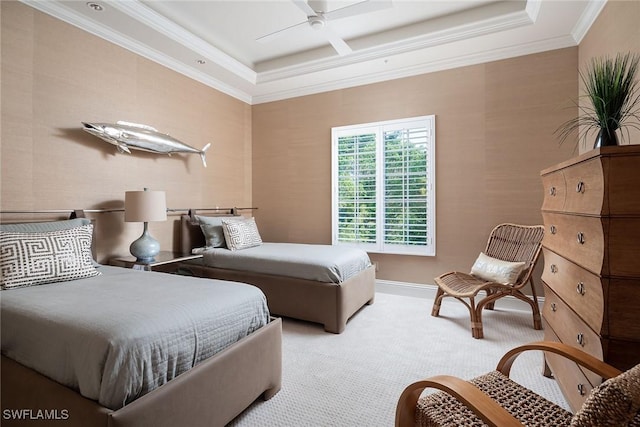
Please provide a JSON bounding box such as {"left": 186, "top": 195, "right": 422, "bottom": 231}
{"left": 22, "top": 0, "right": 606, "bottom": 104}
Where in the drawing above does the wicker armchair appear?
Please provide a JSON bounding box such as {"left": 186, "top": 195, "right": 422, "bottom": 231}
{"left": 395, "top": 341, "right": 640, "bottom": 427}
{"left": 431, "top": 223, "right": 545, "bottom": 338}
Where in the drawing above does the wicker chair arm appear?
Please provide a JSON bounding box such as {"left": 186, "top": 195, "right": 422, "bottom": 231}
{"left": 395, "top": 374, "right": 524, "bottom": 427}
{"left": 496, "top": 341, "right": 622, "bottom": 379}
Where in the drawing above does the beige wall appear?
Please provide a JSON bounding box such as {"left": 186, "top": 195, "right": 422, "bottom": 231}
{"left": 253, "top": 48, "right": 579, "bottom": 292}
{"left": 0, "top": 2, "right": 252, "bottom": 262}
{"left": 5, "top": 1, "right": 635, "bottom": 293}
{"left": 578, "top": 0, "right": 640, "bottom": 154}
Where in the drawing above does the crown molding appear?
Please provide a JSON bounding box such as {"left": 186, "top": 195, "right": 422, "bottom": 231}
{"left": 251, "top": 33, "right": 578, "bottom": 104}
{"left": 20, "top": 0, "right": 253, "bottom": 104}
{"left": 20, "top": 0, "right": 598, "bottom": 106}
{"left": 107, "top": 1, "right": 257, "bottom": 84}
{"left": 571, "top": 0, "right": 607, "bottom": 44}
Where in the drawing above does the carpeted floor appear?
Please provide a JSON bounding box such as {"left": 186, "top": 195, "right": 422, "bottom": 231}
{"left": 229, "top": 291, "right": 569, "bottom": 426}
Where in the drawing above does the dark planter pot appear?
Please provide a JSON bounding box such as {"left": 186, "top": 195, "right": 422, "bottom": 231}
{"left": 594, "top": 128, "right": 619, "bottom": 148}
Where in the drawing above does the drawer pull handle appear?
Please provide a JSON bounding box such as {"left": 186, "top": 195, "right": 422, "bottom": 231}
{"left": 577, "top": 333, "right": 585, "bottom": 347}
{"left": 577, "top": 282, "right": 586, "bottom": 296}
{"left": 576, "top": 181, "right": 585, "bottom": 193}
{"left": 550, "top": 264, "right": 558, "bottom": 274}
{"left": 549, "top": 186, "right": 556, "bottom": 196}
{"left": 577, "top": 383, "right": 586, "bottom": 396}
{"left": 550, "top": 225, "right": 557, "bottom": 235}
{"left": 551, "top": 302, "right": 557, "bottom": 312}
{"left": 577, "top": 232, "right": 585, "bottom": 245}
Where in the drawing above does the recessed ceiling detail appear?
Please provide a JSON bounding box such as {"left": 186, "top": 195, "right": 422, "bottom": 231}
{"left": 21, "top": 0, "right": 606, "bottom": 104}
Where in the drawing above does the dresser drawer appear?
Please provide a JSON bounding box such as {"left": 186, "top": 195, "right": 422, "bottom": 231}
{"left": 542, "top": 284, "right": 603, "bottom": 388}
{"left": 543, "top": 327, "right": 598, "bottom": 412}
{"left": 541, "top": 170, "right": 565, "bottom": 212}
{"left": 562, "top": 157, "right": 605, "bottom": 215}
{"left": 542, "top": 212, "right": 606, "bottom": 275}
{"left": 541, "top": 248, "right": 604, "bottom": 334}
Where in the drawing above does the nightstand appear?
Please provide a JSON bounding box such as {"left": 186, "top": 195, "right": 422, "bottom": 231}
{"left": 109, "top": 251, "right": 203, "bottom": 273}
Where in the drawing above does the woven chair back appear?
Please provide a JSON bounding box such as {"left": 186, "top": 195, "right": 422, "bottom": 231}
{"left": 485, "top": 223, "right": 545, "bottom": 269}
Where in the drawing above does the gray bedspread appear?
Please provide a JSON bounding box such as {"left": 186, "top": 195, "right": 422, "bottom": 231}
{"left": 195, "top": 243, "right": 371, "bottom": 283}
{"left": 1, "top": 265, "right": 270, "bottom": 410}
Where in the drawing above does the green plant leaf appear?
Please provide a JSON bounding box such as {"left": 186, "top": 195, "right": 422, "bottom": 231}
{"left": 555, "top": 52, "right": 640, "bottom": 148}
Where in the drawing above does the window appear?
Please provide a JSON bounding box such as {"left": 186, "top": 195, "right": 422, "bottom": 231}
{"left": 331, "top": 115, "right": 435, "bottom": 256}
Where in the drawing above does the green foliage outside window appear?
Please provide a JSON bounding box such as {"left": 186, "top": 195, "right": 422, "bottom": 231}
{"left": 337, "top": 128, "right": 429, "bottom": 246}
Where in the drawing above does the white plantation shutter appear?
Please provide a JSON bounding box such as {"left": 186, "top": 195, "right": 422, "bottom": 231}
{"left": 335, "top": 130, "right": 378, "bottom": 245}
{"left": 332, "top": 116, "right": 435, "bottom": 256}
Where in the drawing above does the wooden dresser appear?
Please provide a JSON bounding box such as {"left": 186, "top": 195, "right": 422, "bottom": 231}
{"left": 540, "top": 145, "right": 640, "bottom": 411}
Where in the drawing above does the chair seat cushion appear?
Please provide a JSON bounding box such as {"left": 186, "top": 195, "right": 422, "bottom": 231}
{"left": 416, "top": 371, "right": 572, "bottom": 427}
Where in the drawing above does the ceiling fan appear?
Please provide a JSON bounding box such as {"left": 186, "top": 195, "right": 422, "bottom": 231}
{"left": 256, "top": 0, "right": 393, "bottom": 56}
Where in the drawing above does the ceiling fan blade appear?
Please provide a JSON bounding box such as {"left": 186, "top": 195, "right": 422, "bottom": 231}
{"left": 256, "top": 20, "right": 308, "bottom": 44}
{"left": 322, "top": 25, "right": 352, "bottom": 56}
{"left": 292, "top": 0, "right": 317, "bottom": 17}
{"left": 325, "top": 0, "right": 393, "bottom": 21}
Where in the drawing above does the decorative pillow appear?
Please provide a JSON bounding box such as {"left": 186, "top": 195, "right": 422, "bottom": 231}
{"left": 470, "top": 252, "right": 526, "bottom": 285}
{"left": 196, "top": 215, "right": 238, "bottom": 249}
{"left": 0, "top": 224, "right": 101, "bottom": 290}
{"left": 221, "top": 217, "right": 262, "bottom": 251}
{"left": 1, "top": 218, "right": 99, "bottom": 266}
{"left": 570, "top": 363, "right": 640, "bottom": 426}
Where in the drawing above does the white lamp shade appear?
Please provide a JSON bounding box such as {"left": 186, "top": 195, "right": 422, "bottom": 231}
{"left": 124, "top": 190, "right": 167, "bottom": 222}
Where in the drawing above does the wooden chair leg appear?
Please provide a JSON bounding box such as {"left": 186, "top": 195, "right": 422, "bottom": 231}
{"left": 528, "top": 278, "right": 543, "bottom": 330}
{"left": 512, "top": 290, "right": 542, "bottom": 330}
{"left": 484, "top": 289, "right": 496, "bottom": 311}
{"left": 471, "top": 317, "right": 483, "bottom": 338}
{"left": 431, "top": 287, "right": 444, "bottom": 317}
{"left": 468, "top": 297, "right": 484, "bottom": 339}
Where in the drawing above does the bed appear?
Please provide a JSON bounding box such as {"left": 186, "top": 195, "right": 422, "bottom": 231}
{"left": 0, "top": 218, "right": 282, "bottom": 427}
{"left": 178, "top": 213, "right": 376, "bottom": 334}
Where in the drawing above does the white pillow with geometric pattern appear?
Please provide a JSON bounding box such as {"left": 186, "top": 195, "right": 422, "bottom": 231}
{"left": 221, "top": 217, "right": 262, "bottom": 251}
{"left": 0, "top": 224, "right": 101, "bottom": 290}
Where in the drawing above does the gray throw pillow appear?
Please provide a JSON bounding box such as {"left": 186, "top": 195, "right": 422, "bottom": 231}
{"left": 196, "top": 216, "right": 238, "bottom": 248}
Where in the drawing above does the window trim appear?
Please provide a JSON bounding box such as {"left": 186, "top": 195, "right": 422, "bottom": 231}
{"left": 331, "top": 115, "right": 436, "bottom": 256}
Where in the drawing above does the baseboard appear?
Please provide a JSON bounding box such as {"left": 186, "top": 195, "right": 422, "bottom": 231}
{"left": 375, "top": 280, "right": 544, "bottom": 312}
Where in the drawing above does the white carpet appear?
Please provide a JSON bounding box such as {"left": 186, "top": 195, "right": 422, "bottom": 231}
{"left": 229, "top": 291, "right": 569, "bottom": 426}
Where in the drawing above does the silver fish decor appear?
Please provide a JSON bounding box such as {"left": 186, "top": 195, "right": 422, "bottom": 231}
{"left": 82, "top": 121, "right": 211, "bottom": 167}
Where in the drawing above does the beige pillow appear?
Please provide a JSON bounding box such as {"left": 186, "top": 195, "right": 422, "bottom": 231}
{"left": 1, "top": 225, "right": 101, "bottom": 290}
{"left": 470, "top": 252, "right": 526, "bottom": 285}
{"left": 221, "top": 217, "right": 262, "bottom": 251}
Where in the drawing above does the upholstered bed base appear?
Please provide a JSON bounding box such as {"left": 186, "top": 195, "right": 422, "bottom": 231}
{"left": 178, "top": 213, "right": 376, "bottom": 334}
{"left": 181, "top": 262, "right": 376, "bottom": 334}
{"left": 1, "top": 317, "right": 282, "bottom": 427}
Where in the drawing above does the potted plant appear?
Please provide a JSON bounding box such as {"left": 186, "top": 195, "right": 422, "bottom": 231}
{"left": 556, "top": 52, "right": 640, "bottom": 149}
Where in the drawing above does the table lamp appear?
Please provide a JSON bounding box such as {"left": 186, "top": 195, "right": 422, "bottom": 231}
{"left": 124, "top": 188, "right": 167, "bottom": 263}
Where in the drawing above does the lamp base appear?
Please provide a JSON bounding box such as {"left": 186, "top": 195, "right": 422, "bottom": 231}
{"left": 129, "top": 223, "right": 160, "bottom": 263}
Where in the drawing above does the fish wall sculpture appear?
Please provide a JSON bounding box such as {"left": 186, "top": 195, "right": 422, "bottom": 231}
{"left": 82, "top": 121, "right": 211, "bottom": 167}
